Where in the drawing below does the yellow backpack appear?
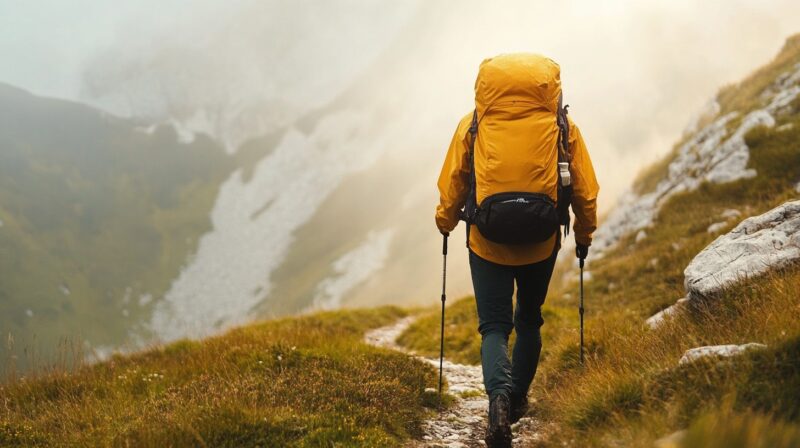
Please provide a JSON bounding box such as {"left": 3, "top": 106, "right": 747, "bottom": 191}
{"left": 460, "top": 54, "right": 573, "bottom": 246}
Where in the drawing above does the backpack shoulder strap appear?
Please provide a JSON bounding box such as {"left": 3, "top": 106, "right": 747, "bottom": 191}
{"left": 462, "top": 110, "right": 479, "bottom": 248}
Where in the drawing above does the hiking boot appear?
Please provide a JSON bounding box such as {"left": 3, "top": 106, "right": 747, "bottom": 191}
{"left": 509, "top": 393, "right": 529, "bottom": 424}
{"left": 485, "top": 393, "right": 512, "bottom": 448}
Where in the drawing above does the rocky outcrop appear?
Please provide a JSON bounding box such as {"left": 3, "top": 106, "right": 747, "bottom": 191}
{"left": 684, "top": 200, "right": 800, "bottom": 299}
{"left": 593, "top": 63, "right": 800, "bottom": 256}
{"left": 646, "top": 201, "right": 799, "bottom": 328}
{"left": 678, "top": 343, "right": 767, "bottom": 365}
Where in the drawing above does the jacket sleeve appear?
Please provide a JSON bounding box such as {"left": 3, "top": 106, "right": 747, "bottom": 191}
{"left": 569, "top": 119, "right": 600, "bottom": 246}
{"left": 435, "top": 114, "right": 472, "bottom": 233}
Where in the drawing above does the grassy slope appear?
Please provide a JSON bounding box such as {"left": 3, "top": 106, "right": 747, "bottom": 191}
{"left": 0, "top": 307, "right": 439, "bottom": 447}
{"left": 398, "top": 35, "right": 800, "bottom": 446}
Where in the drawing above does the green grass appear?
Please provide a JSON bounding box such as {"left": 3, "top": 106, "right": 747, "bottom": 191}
{"left": 398, "top": 296, "right": 481, "bottom": 365}
{"left": 0, "top": 307, "right": 439, "bottom": 447}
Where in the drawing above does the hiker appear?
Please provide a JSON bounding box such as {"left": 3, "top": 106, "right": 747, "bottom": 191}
{"left": 435, "top": 53, "right": 599, "bottom": 447}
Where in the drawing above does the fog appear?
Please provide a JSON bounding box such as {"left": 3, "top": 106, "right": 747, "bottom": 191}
{"left": 2, "top": 0, "right": 800, "bottom": 330}
{"left": 4, "top": 0, "right": 800, "bottom": 208}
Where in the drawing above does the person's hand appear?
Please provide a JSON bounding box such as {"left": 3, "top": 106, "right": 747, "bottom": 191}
{"left": 575, "top": 243, "right": 589, "bottom": 260}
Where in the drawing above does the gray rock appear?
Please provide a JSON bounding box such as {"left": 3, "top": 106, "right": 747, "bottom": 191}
{"left": 685, "top": 200, "right": 800, "bottom": 299}
{"left": 678, "top": 343, "right": 767, "bottom": 365}
{"left": 645, "top": 297, "right": 689, "bottom": 329}
{"left": 635, "top": 230, "right": 648, "bottom": 243}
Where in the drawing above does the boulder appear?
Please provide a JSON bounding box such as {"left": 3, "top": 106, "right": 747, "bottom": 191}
{"left": 685, "top": 200, "right": 800, "bottom": 299}
{"left": 678, "top": 343, "right": 766, "bottom": 365}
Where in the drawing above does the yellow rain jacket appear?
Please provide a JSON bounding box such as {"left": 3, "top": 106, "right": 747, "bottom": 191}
{"left": 436, "top": 53, "right": 599, "bottom": 266}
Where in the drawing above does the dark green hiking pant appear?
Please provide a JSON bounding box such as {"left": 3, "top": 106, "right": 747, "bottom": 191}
{"left": 469, "top": 249, "right": 558, "bottom": 400}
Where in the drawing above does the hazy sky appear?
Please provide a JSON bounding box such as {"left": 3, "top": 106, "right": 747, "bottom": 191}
{"left": 0, "top": 0, "right": 219, "bottom": 98}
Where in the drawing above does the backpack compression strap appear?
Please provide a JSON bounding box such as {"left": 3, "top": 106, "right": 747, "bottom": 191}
{"left": 557, "top": 95, "right": 571, "bottom": 162}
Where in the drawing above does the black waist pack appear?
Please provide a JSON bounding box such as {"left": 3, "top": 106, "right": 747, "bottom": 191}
{"left": 473, "top": 192, "right": 559, "bottom": 245}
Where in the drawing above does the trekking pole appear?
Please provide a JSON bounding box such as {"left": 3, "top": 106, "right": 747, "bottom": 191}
{"left": 579, "top": 258, "right": 585, "bottom": 366}
{"left": 438, "top": 234, "right": 448, "bottom": 407}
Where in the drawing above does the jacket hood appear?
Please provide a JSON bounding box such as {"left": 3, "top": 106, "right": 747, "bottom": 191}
{"left": 474, "top": 53, "right": 562, "bottom": 117}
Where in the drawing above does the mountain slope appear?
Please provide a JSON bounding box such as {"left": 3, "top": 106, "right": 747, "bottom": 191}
{"left": 0, "top": 84, "right": 234, "bottom": 370}
{"left": 397, "top": 34, "right": 800, "bottom": 446}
